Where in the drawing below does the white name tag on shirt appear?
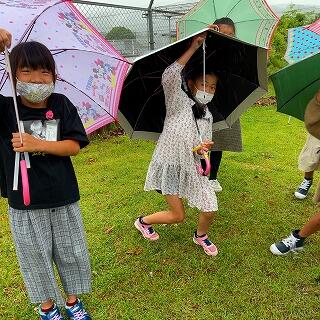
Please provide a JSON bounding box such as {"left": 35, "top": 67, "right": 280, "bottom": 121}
{"left": 45, "top": 120, "right": 58, "bottom": 141}
{"left": 23, "top": 119, "right": 60, "bottom": 142}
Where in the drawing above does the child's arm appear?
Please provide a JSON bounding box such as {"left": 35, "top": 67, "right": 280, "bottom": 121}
{"left": 161, "top": 34, "right": 207, "bottom": 105}
{"left": 177, "top": 33, "right": 206, "bottom": 66}
{"left": 0, "top": 28, "right": 12, "bottom": 51}
{"left": 0, "top": 28, "right": 12, "bottom": 104}
{"left": 304, "top": 90, "right": 320, "bottom": 140}
{"left": 11, "top": 132, "right": 80, "bottom": 156}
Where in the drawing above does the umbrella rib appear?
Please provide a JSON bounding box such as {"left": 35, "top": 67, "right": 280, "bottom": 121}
{"left": 225, "top": 0, "right": 276, "bottom": 19}
{"left": 225, "top": 0, "right": 244, "bottom": 17}
{"left": 132, "top": 85, "right": 164, "bottom": 132}
{"left": 15, "top": 2, "right": 131, "bottom": 65}
{"left": 124, "top": 75, "right": 161, "bottom": 88}
{"left": 17, "top": 1, "right": 66, "bottom": 44}
{"left": 23, "top": 23, "right": 35, "bottom": 43}
{"left": 50, "top": 49, "right": 131, "bottom": 64}
{"left": 137, "top": 68, "right": 148, "bottom": 94}
{"left": 157, "top": 54, "right": 174, "bottom": 66}
{"left": 212, "top": 1, "right": 217, "bottom": 20}
{"left": 0, "top": 73, "right": 8, "bottom": 91}
{"left": 132, "top": 55, "right": 168, "bottom": 122}
{"left": 184, "top": 17, "right": 276, "bottom": 26}
{"left": 281, "top": 78, "right": 320, "bottom": 110}
{"left": 57, "top": 78, "right": 115, "bottom": 121}
{"left": 235, "top": 18, "right": 278, "bottom": 23}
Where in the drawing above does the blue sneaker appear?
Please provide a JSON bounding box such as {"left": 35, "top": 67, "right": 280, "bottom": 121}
{"left": 270, "top": 230, "right": 305, "bottom": 255}
{"left": 38, "top": 304, "right": 65, "bottom": 320}
{"left": 65, "top": 299, "right": 91, "bottom": 320}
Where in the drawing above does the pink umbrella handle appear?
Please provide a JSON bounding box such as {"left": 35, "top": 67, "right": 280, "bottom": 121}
{"left": 198, "top": 152, "right": 211, "bottom": 176}
{"left": 20, "top": 159, "right": 30, "bottom": 206}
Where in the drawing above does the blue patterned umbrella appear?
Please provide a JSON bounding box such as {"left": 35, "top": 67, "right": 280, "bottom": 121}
{"left": 285, "top": 19, "right": 320, "bottom": 64}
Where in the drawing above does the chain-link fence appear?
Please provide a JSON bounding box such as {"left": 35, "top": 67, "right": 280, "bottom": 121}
{"left": 74, "top": 1, "right": 197, "bottom": 58}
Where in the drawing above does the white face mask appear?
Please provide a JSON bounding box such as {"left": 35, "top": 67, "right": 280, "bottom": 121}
{"left": 194, "top": 89, "right": 214, "bottom": 105}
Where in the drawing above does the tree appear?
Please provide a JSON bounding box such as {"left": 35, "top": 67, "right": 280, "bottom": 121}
{"left": 104, "top": 26, "right": 136, "bottom": 40}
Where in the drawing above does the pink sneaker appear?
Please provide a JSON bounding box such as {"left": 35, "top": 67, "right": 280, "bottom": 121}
{"left": 134, "top": 217, "right": 159, "bottom": 241}
{"left": 193, "top": 233, "right": 218, "bottom": 256}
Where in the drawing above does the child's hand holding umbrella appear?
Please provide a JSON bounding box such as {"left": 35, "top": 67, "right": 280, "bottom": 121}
{"left": 0, "top": 28, "right": 11, "bottom": 51}
{"left": 193, "top": 140, "right": 214, "bottom": 176}
{"left": 11, "top": 132, "right": 43, "bottom": 153}
{"left": 193, "top": 140, "right": 214, "bottom": 155}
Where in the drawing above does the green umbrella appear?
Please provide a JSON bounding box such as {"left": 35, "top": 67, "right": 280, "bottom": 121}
{"left": 271, "top": 53, "right": 320, "bottom": 121}
{"left": 177, "top": 0, "right": 279, "bottom": 48}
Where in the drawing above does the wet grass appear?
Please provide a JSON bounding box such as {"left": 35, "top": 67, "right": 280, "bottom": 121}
{"left": 1, "top": 105, "right": 320, "bottom": 319}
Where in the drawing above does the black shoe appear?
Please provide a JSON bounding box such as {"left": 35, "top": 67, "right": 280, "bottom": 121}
{"left": 270, "top": 230, "right": 304, "bottom": 255}
{"left": 294, "top": 178, "right": 312, "bottom": 199}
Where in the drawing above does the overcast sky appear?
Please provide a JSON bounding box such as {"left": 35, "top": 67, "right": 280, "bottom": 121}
{"left": 83, "top": 0, "right": 320, "bottom": 8}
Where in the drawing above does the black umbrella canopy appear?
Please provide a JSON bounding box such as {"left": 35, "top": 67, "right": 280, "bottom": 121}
{"left": 119, "top": 28, "right": 268, "bottom": 140}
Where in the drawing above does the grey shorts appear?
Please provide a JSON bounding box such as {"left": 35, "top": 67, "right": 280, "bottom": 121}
{"left": 298, "top": 133, "right": 320, "bottom": 172}
{"left": 8, "top": 202, "right": 91, "bottom": 306}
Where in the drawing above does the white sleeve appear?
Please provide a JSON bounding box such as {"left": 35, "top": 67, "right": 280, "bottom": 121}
{"left": 161, "top": 62, "right": 188, "bottom": 116}
{"left": 161, "top": 61, "right": 185, "bottom": 91}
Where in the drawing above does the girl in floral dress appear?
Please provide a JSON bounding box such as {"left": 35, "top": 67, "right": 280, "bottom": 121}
{"left": 134, "top": 34, "right": 219, "bottom": 256}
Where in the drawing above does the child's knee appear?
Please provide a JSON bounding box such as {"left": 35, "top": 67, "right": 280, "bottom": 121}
{"left": 202, "top": 211, "right": 216, "bottom": 218}
{"left": 172, "top": 210, "right": 185, "bottom": 223}
{"left": 176, "top": 215, "right": 185, "bottom": 223}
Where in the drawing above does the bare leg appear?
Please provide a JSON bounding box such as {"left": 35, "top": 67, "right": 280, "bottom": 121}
{"left": 197, "top": 211, "right": 216, "bottom": 235}
{"left": 304, "top": 171, "right": 314, "bottom": 179}
{"left": 66, "top": 295, "right": 78, "bottom": 304}
{"left": 41, "top": 300, "right": 54, "bottom": 309}
{"left": 143, "top": 195, "right": 185, "bottom": 225}
{"left": 313, "top": 180, "right": 320, "bottom": 203}
{"left": 41, "top": 295, "right": 78, "bottom": 310}
{"left": 299, "top": 212, "right": 320, "bottom": 238}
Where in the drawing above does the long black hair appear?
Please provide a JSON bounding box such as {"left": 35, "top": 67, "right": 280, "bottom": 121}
{"left": 9, "top": 41, "right": 56, "bottom": 85}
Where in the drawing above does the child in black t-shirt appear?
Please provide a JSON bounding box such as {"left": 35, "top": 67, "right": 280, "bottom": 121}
{"left": 0, "top": 29, "right": 91, "bottom": 319}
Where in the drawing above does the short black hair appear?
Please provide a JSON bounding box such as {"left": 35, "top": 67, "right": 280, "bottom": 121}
{"left": 10, "top": 41, "right": 56, "bottom": 84}
{"left": 214, "top": 17, "right": 236, "bottom": 33}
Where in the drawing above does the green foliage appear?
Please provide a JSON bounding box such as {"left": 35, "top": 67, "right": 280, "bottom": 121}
{"left": 268, "top": 6, "right": 319, "bottom": 74}
{"left": 104, "top": 26, "right": 136, "bottom": 40}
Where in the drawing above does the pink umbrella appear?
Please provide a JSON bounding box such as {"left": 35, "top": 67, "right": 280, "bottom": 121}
{"left": 0, "top": 0, "right": 130, "bottom": 134}
{"left": 0, "top": 0, "right": 130, "bottom": 206}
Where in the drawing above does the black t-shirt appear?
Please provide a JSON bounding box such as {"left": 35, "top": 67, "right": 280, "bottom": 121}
{"left": 0, "top": 93, "right": 89, "bottom": 210}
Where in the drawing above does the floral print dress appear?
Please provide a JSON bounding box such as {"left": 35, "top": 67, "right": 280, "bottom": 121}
{"left": 144, "top": 62, "right": 218, "bottom": 212}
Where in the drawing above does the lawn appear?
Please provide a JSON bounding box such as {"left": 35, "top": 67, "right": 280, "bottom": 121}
{"left": 1, "top": 104, "right": 320, "bottom": 319}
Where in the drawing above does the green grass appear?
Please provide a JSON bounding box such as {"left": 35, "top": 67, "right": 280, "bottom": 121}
{"left": 1, "top": 105, "right": 320, "bottom": 319}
